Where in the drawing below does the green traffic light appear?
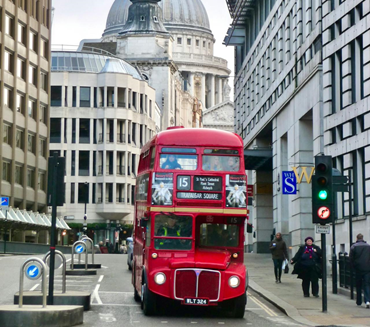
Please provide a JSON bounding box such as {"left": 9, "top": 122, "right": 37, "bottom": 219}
{"left": 318, "top": 190, "right": 328, "bottom": 200}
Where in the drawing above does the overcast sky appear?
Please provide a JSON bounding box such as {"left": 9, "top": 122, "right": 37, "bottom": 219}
{"left": 51, "top": 0, "right": 235, "bottom": 76}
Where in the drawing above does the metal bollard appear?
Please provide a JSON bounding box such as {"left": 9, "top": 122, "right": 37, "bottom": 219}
{"left": 43, "top": 250, "right": 67, "bottom": 293}
{"left": 71, "top": 241, "right": 88, "bottom": 270}
{"left": 80, "top": 236, "right": 94, "bottom": 264}
{"left": 19, "top": 258, "right": 47, "bottom": 308}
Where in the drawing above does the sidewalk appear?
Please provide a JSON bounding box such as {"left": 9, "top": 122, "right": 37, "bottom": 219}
{"left": 245, "top": 253, "right": 370, "bottom": 327}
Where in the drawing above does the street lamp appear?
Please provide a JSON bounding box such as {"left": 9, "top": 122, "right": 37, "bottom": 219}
{"left": 83, "top": 182, "right": 88, "bottom": 235}
{"left": 3, "top": 210, "right": 8, "bottom": 254}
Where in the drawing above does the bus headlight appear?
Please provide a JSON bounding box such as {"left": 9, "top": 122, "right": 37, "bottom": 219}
{"left": 228, "top": 276, "right": 240, "bottom": 288}
{"left": 232, "top": 253, "right": 238, "bottom": 259}
{"left": 152, "top": 253, "right": 158, "bottom": 259}
{"left": 154, "top": 273, "right": 166, "bottom": 285}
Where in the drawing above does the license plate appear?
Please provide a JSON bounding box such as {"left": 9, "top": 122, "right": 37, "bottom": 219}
{"left": 183, "top": 298, "right": 209, "bottom": 306}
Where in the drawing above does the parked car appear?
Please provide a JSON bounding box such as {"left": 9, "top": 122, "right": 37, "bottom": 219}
{"left": 126, "top": 237, "right": 134, "bottom": 270}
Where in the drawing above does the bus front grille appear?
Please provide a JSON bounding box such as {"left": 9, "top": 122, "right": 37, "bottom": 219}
{"left": 174, "top": 269, "right": 221, "bottom": 301}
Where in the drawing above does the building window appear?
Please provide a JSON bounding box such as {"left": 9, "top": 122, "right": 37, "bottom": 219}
{"left": 196, "top": 39, "right": 200, "bottom": 47}
{"left": 70, "top": 183, "right": 75, "bottom": 203}
{"left": 4, "top": 51, "right": 14, "bottom": 74}
{"left": 40, "top": 38, "right": 48, "bottom": 59}
{"left": 79, "top": 151, "right": 90, "bottom": 176}
{"left": 15, "top": 165, "right": 23, "bottom": 185}
{"left": 78, "top": 183, "right": 89, "bottom": 204}
{"left": 3, "top": 88, "right": 12, "bottom": 109}
{"left": 153, "top": 16, "right": 158, "bottom": 23}
{"left": 50, "top": 118, "right": 61, "bottom": 143}
{"left": 208, "top": 42, "right": 211, "bottom": 49}
{"left": 3, "top": 124, "right": 12, "bottom": 145}
{"left": 187, "top": 38, "right": 191, "bottom": 45}
{"left": 27, "top": 134, "right": 35, "bottom": 153}
{"left": 39, "top": 138, "right": 46, "bottom": 157}
{"left": 28, "top": 99, "right": 36, "bottom": 119}
{"left": 17, "top": 23, "right": 26, "bottom": 45}
{"left": 2, "top": 161, "right": 11, "bottom": 183}
{"left": 29, "top": 31, "right": 37, "bottom": 52}
{"left": 51, "top": 86, "right": 62, "bottom": 106}
{"left": 15, "top": 129, "right": 24, "bottom": 149}
{"left": 80, "top": 87, "right": 90, "bottom": 107}
{"left": 140, "top": 15, "right": 145, "bottom": 21}
{"left": 17, "top": 93, "right": 25, "bottom": 114}
{"left": 41, "top": 71, "right": 48, "bottom": 91}
{"left": 27, "top": 168, "right": 35, "bottom": 188}
{"left": 38, "top": 171, "right": 46, "bottom": 191}
{"left": 5, "top": 15, "right": 15, "bottom": 38}
{"left": 203, "top": 41, "right": 206, "bottom": 47}
{"left": 177, "top": 37, "right": 182, "bottom": 45}
{"left": 39, "top": 104, "right": 46, "bottom": 123}
{"left": 29, "top": 65, "right": 37, "bottom": 86}
{"left": 17, "top": 57, "right": 26, "bottom": 80}
{"left": 79, "top": 119, "right": 90, "bottom": 143}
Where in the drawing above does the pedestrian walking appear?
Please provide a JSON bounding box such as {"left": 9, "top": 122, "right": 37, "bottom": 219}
{"left": 291, "top": 236, "right": 322, "bottom": 298}
{"left": 269, "top": 232, "right": 289, "bottom": 283}
{"left": 349, "top": 233, "right": 370, "bottom": 308}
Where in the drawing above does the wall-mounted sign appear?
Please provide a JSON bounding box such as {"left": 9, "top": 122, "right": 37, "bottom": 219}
{"left": 282, "top": 171, "right": 297, "bottom": 194}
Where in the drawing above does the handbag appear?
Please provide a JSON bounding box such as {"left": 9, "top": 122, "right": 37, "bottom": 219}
{"left": 282, "top": 259, "right": 289, "bottom": 273}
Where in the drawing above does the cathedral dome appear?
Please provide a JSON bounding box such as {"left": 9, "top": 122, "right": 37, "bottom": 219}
{"left": 103, "top": 0, "right": 211, "bottom": 37}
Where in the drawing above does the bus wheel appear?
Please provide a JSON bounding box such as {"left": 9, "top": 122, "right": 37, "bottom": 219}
{"left": 232, "top": 292, "right": 246, "bottom": 318}
{"left": 142, "top": 282, "right": 156, "bottom": 316}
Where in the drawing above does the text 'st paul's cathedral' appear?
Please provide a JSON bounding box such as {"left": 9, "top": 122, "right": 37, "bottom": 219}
{"left": 79, "top": 0, "right": 233, "bottom": 132}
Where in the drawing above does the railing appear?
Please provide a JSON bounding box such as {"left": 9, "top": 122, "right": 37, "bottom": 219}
{"left": 116, "top": 198, "right": 125, "bottom": 203}
{"left": 97, "top": 197, "right": 102, "bottom": 203}
{"left": 117, "top": 102, "right": 126, "bottom": 108}
{"left": 106, "top": 133, "right": 113, "bottom": 143}
{"left": 106, "top": 165, "right": 112, "bottom": 175}
{"left": 98, "top": 133, "right": 103, "bottom": 143}
{"left": 338, "top": 252, "right": 356, "bottom": 290}
{"left": 172, "top": 53, "right": 228, "bottom": 67}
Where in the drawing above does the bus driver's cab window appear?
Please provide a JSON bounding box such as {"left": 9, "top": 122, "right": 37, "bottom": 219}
{"left": 154, "top": 214, "right": 192, "bottom": 250}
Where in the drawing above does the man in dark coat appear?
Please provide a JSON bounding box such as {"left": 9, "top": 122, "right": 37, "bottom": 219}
{"left": 269, "top": 232, "right": 289, "bottom": 283}
{"left": 291, "top": 237, "right": 322, "bottom": 297}
{"left": 350, "top": 233, "right": 370, "bottom": 308}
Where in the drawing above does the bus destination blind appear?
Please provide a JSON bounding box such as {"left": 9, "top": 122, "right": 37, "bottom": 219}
{"left": 177, "top": 192, "right": 222, "bottom": 200}
{"left": 193, "top": 176, "right": 222, "bottom": 191}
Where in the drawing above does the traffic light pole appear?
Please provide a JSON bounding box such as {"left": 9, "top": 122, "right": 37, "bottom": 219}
{"left": 48, "top": 152, "right": 58, "bottom": 305}
{"left": 321, "top": 233, "right": 327, "bottom": 312}
{"left": 348, "top": 170, "right": 354, "bottom": 300}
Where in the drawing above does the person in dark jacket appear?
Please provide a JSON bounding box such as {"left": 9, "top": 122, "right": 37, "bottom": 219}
{"left": 291, "top": 236, "right": 322, "bottom": 297}
{"left": 350, "top": 233, "right": 370, "bottom": 308}
{"left": 269, "top": 232, "right": 289, "bottom": 283}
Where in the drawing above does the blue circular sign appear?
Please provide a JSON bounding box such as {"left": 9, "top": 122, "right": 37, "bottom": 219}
{"left": 75, "top": 244, "right": 85, "bottom": 254}
{"left": 25, "top": 263, "right": 42, "bottom": 280}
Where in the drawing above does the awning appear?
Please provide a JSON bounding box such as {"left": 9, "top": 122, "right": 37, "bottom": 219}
{"left": 0, "top": 208, "right": 70, "bottom": 230}
{"left": 244, "top": 149, "right": 273, "bottom": 171}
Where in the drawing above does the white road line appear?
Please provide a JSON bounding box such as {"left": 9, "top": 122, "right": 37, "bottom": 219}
{"left": 30, "top": 284, "right": 39, "bottom": 291}
{"left": 91, "top": 303, "right": 141, "bottom": 307}
{"left": 98, "top": 291, "right": 133, "bottom": 294}
{"left": 101, "top": 266, "right": 108, "bottom": 269}
{"left": 98, "top": 275, "right": 104, "bottom": 283}
{"left": 66, "top": 258, "right": 71, "bottom": 262}
{"left": 93, "top": 283, "right": 103, "bottom": 304}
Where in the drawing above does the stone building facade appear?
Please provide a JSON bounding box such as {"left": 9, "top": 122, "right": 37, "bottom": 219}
{"left": 224, "top": 0, "right": 370, "bottom": 254}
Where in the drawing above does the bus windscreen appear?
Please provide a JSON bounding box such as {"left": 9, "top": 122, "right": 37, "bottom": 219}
{"left": 202, "top": 156, "right": 240, "bottom": 172}
{"left": 160, "top": 154, "right": 197, "bottom": 170}
{"left": 199, "top": 223, "right": 239, "bottom": 247}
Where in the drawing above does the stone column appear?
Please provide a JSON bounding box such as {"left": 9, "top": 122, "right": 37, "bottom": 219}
{"left": 188, "top": 72, "right": 194, "bottom": 96}
{"left": 209, "top": 75, "right": 215, "bottom": 108}
{"left": 217, "top": 77, "right": 223, "bottom": 104}
{"left": 201, "top": 74, "right": 206, "bottom": 108}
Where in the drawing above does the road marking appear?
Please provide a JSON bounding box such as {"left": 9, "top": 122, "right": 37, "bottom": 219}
{"left": 99, "top": 313, "right": 117, "bottom": 323}
{"left": 30, "top": 284, "right": 39, "bottom": 291}
{"left": 249, "top": 295, "right": 278, "bottom": 317}
{"left": 101, "top": 265, "right": 108, "bottom": 269}
{"left": 247, "top": 307, "right": 264, "bottom": 311}
{"left": 98, "top": 275, "right": 104, "bottom": 283}
{"left": 190, "top": 322, "right": 198, "bottom": 324}
{"left": 92, "top": 303, "right": 140, "bottom": 307}
{"left": 161, "top": 321, "right": 168, "bottom": 324}
{"left": 218, "top": 323, "right": 225, "bottom": 325}
{"left": 91, "top": 283, "right": 103, "bottom": 304}
{"left": 98, "top": 291, "right": 133, "bottom": 294}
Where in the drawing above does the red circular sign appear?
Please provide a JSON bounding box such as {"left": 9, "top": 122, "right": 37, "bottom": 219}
{"left": 318, "top": 206, "right": 330, "bottom": 219}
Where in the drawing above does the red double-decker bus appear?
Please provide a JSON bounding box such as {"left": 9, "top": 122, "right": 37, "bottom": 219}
{"left": 132, "top": 127, "right": 248, "bottom": 317}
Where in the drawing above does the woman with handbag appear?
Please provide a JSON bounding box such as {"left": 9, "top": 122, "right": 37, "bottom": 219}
{"left": 291, "top": 236, "right": 322, "bottom": 298}
{"left": 269, "top": 232, "right": 289, "bottom": 283}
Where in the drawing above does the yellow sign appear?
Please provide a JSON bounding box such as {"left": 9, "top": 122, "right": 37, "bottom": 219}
{"left": 292, "top": 167, "right": 315, "bottom": 184}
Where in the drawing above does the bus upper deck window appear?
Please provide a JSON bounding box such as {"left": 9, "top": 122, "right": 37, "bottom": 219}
{"left": 202, "top": 156, "right": 240, "bottom": 172}
{"left": 160, "top": 154, "right": 197, "bottom": 170}
{"left": 150, "top": 147, "right": 156, "bottom": 169}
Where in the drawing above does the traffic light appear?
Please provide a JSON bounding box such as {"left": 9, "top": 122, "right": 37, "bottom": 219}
{"left": 312, "top": 155, "right": 333, "bottom": 224}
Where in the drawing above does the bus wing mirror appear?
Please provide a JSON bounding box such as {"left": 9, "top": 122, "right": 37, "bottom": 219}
{"left": 247, "top": 223, "right": 253, "bottom": 234}
{"left": 140, "top": 218, "right": 148, "bottom": 228}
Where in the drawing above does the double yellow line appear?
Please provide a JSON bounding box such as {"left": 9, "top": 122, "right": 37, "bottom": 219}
{"left": 248, "top": 292, "right": 278, "bottom": 317}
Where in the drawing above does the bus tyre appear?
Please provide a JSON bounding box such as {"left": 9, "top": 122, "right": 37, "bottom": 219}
{"left": 232, "top": 292, "right": 246, "bottom": 318}
{"left": 142, "top": 282, "right": 156, "bottom": 316}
